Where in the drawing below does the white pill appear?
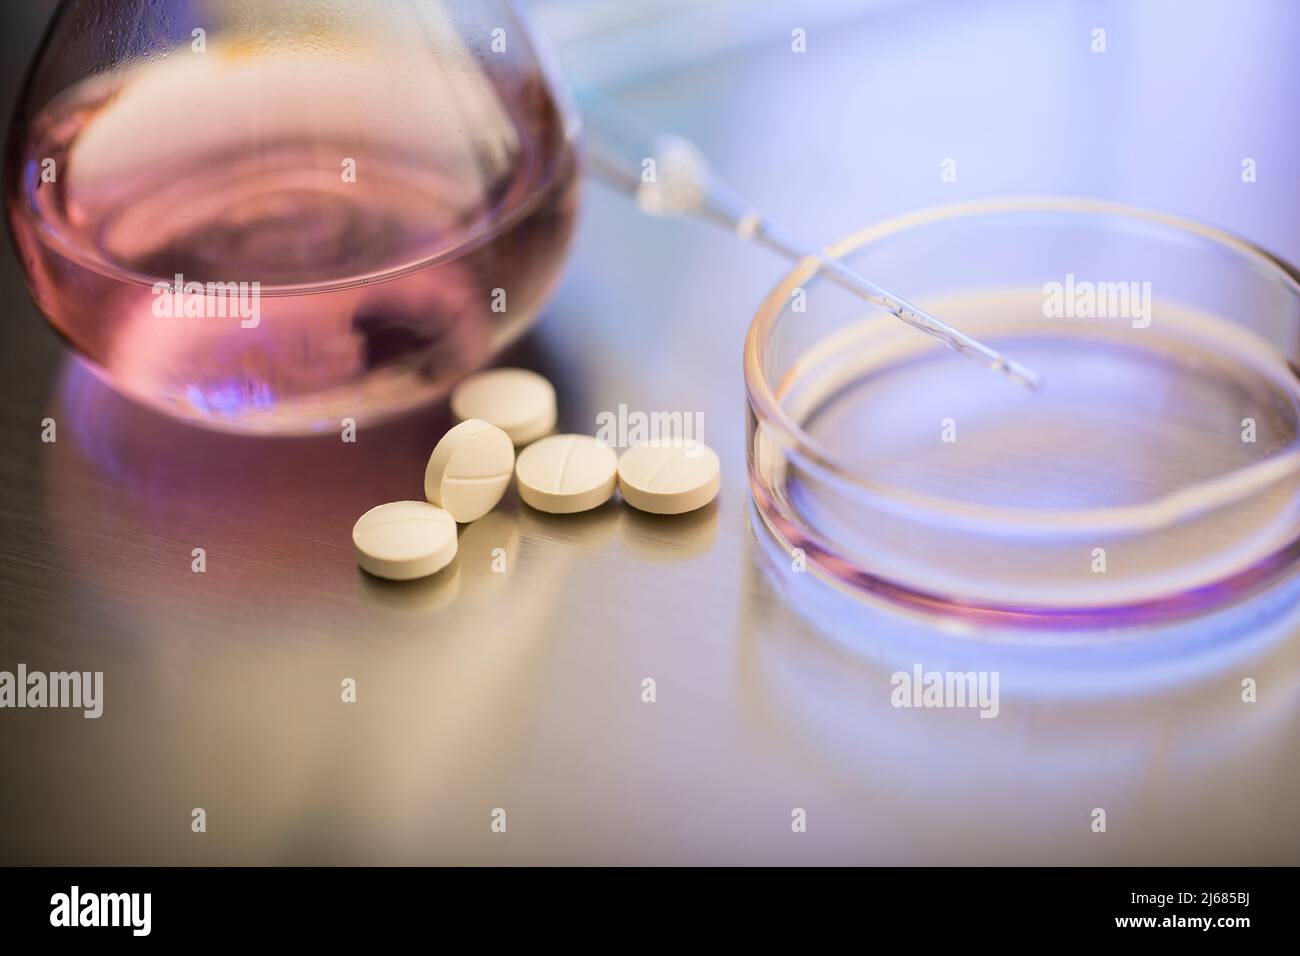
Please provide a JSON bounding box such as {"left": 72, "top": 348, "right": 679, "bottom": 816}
{"left": 424, "top": 419, "right": 515, "bottom": 522}
{"left": 515, "top": 434, "right": 618, "bottom": 514}
{"left": 451, "top": 367, "right": 557, "bottom": 445}
{"left": 617, "top": 441, "right": 721, "bottom": 515}
{"left": 353, "top": 500, "right": 457, "bottom": 580}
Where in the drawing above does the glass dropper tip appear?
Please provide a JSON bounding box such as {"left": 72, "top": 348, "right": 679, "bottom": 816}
{"left": 1000, "top": 356, "right": 1045, "bottom": 391}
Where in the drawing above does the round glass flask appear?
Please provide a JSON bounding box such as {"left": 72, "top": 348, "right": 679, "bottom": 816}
{"left": 5, "top": 0, "right": 581, "bottom": 434}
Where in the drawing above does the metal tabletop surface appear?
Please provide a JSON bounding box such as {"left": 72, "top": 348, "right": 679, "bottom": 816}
{"left": 2, "top": 0, "right": 1298, "bottom": 864}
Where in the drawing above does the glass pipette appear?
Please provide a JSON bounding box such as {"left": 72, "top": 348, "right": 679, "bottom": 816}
{"left": 582, "top": 107, "right": 1044, "bottom": 390}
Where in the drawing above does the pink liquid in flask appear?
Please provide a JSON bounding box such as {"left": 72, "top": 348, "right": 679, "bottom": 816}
{"left": 7, "top": 45, "right": 579, "bottom": 434}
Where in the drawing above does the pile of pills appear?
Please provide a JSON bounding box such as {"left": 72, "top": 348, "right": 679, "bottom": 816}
{"left": 352, "top": 368, "right": 721, "bottom": 580}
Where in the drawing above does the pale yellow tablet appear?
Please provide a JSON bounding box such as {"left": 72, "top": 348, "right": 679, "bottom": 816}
{"left": 515, "top": 434, "right": 618, "bottom": 514}
{"left": 617, "top": 441, "right": 720, "bottom": 515}
{"left": 353, "top": 500, "right": 458, "bottom": 580}
{"left": 424, "top": 419, "right": 515, "bottom": 522}
{"left": 451, "top": 368, "right": 557, "bottom": 445}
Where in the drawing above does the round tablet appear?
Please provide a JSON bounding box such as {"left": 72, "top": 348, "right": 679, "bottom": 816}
{"left": 353, "top": 500, "right": 457, "bottom": 580}
{"left": 514, "top": 434, "right": 618, "bottom": 514}
{"left": 618, "top": 441, "right": 721, "bottom": 515}
{"left": 424, "top": 419, "right": 515, "bottom": 522}
{"left": 451, "top": 368, "right": 557, "bottom": 445}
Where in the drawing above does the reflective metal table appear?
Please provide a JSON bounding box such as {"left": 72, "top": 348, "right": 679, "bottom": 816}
{"left": 2, "top": 0, "right": 1298, "bottom": 864}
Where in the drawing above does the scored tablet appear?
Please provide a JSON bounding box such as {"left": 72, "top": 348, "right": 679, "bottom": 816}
{"left": 617, "top": 441, "right": 721, "bottom": 515}
{"left": 353, "top": 500, "right": 458, "bottom": 580}
{"left": 515, "top": 434, "right": 618, "bottom": 514}
{"left": 424, "top": 419, "right": 515, "bottom": 522}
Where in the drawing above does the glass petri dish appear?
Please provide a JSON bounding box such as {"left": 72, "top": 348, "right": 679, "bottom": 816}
{"left": 745, "top": 197, "right": 1300, "bottom": 629}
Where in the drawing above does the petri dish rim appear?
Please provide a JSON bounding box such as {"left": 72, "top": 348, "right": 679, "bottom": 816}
{"left": 743, "top": 195, "right": 1300, "bottom": 540}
